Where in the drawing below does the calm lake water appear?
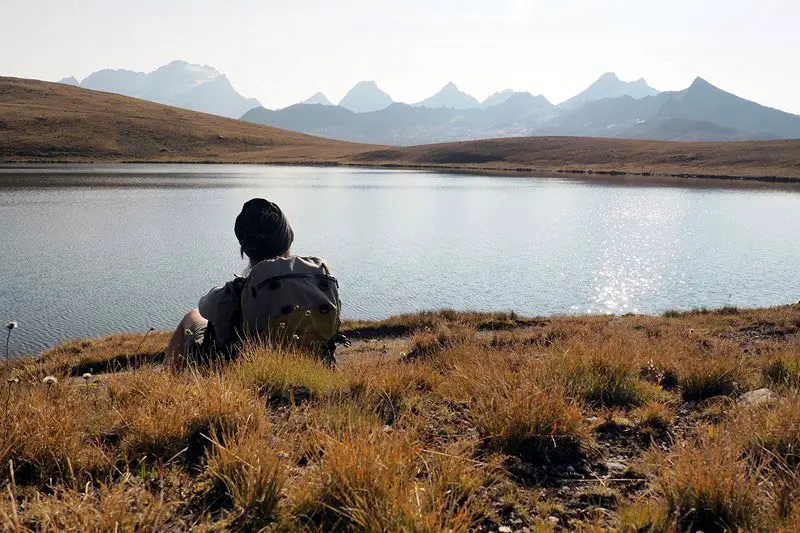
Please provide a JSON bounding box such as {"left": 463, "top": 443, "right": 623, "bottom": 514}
{"left": 1, "top": 164, "right": 799, "bottom": 357}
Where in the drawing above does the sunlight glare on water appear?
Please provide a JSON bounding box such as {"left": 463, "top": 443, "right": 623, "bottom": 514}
{"left": 584, "top": 195, "right": 683, "bottom": 314}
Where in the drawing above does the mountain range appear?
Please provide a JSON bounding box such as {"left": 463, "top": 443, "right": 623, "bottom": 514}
{"left": 4, "top": 76, "right": 800, "bottom": 182}
{"left": 56, "top": 63, "right": 800, "bottom": 144}
{"left": 59, "top": 60, "right": 260, "bottom": 119}
{"left": 243, "top": 73, "right": 800, "bottom": 144}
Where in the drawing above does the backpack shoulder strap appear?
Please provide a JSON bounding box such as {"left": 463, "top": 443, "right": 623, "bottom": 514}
{"left": 227, "top": 275, "right": 247, "bottom": 349}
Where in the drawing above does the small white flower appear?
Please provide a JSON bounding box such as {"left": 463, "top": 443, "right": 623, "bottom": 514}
{"left": 278, "top": 323, "right": 286, "bottom": 330}
{"left": 82, "top": 373, "right": 92, "bottom": 380}
{"left": 5, "top": 321, "right": 18, "bottom": 331}
{"left": 304, "top": 310, "right": 312, "bottom": 317}
{"left": 275, "top": 451, "right": 290, "bottom": 460}
{"left": 42, "top": 376, "right": 58, "bottom": 385}
{"left": 6, "top": 377, "right": 19, "bottom": 384}
{"left": 292, "top": 335, "right": 300, "bottom": 341}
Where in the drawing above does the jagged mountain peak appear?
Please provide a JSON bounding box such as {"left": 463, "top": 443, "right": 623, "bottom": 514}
{"left": 354, "top": 80, "right": 380, "bottom": 89}
{"left": 561, "top": 72, "right": 660, "bottom": 108}
{"left": 597, "top": 72, "right": 621, "bottom": 81}
{"left": 484, "top": 91, "right": 554, "bottom": 121}
{"left": 414, "top": 82, "right": 480, "bottom": 109}
{"left": 302, "top": 92, "right": 333, "bottom": 106}
{"left": 60, "top": 60, "right": 258, "bottom": 118}
{"left": 482, "top": 89, "right": 515, "bottom": 108}
{"left": 689, "top": 76, "right": 714, "bottom": 89}
{"left": 504, "top": 91, "right": 552, "bottom": 105}
{"left": 338, "top": 81, "right": 393, "bottom": 113}
{"left": 58, "top": 76, "right": 80, "bottom": 86}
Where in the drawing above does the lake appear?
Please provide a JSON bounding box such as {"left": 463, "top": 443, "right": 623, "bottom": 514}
{"left": 1, "top": 164, "right": 799, "bottom": 357}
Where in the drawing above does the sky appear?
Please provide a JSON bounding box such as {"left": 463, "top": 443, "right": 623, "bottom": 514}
{"left": 1, "top": 0, "right": 799, "bottom": 114}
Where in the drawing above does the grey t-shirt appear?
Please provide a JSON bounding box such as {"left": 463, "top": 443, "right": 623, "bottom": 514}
{"left": 198, "top": 279, "right": 242, "bottom": 347}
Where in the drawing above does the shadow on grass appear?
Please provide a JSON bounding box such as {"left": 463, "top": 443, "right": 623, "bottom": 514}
{"left": 67, "top": 351, "right": 165, "bottom": 377}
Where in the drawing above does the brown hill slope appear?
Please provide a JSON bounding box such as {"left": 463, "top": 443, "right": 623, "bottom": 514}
{"left": 0, "top": 76, "right": 373, "bottom": 162}
{"left": 2, "top": 77, "right": 799, "bottom": 180}
{"left": 353, "top": 137, "right": 800, "bottom": 180}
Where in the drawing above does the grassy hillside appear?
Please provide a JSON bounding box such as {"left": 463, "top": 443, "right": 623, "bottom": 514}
{"left": 2, "top": 76, "right": 800, "bottom": 181}
{"left": 0, "top": 77, "right": 372, "bottom": 163}
{"left": 353, "top": 136, "right": 800, "bottom": 180}
{"left": 1, "top": 306, "right": 799, "bottom": 530}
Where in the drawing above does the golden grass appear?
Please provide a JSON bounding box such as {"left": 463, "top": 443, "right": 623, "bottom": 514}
{"left": 0, "top": 77, "right": 373, "bottom": 164}
{"left": 1, "top": 304, "right": 799, "bottom": 530}
{"left": 106, "top": 369, "right": 262, "bottom": 465}
{"left": 734, "top": 392, "right": 800, "bottom": 470}
{"left": 1, "top": 378, "right": 117, "bottom": 486}
{"left": 679, "top": 351, "right": 747, "bottom": 402}
{"left": 2, "top": 482, "right": 173, "bottom": 531}
{"left": 762, "top": 341, "right": 800, "bottom": 389}
{"left": 406, "top": 323, "right": 477, "bottom": 360}
{"left": 205, "top": 429, "right": 288, "bottom": 529}
{"left": 231, "top": 346, "right": 347, "bottom": 405}
{"left": 437, "top": 350, "right": 589, "bottom": 463}
{"left": 651, "top": 440, "right": 771, "bottom": 531}
{"left": 290, "top": 429, "right": 488, "bottom": 532}
{"left": 1, "top": 331, "right": 170, "bottom": 382}
{"left": 632, "top": 401, "right": 675, "bottom": 432}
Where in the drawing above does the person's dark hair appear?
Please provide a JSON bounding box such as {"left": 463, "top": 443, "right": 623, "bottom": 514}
{"left": 234, "top": 198, "right": 294, "bottom": 265}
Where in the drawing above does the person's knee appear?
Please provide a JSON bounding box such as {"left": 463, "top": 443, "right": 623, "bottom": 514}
{"left": 181, "top": 308, "right": 203, "bottom": 327}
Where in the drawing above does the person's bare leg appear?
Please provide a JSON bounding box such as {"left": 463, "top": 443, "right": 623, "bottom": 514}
{"left": 165, "top": 308, "right": 205, "bottom": 370}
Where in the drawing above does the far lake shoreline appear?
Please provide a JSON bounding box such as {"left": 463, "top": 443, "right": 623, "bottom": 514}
{"left": 3, "top": 161, "right": 800, "bottom": 189}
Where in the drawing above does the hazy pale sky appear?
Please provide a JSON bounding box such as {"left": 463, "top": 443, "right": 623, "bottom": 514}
{"left": 1, "top": 0, "right": 798, "bottom": 113}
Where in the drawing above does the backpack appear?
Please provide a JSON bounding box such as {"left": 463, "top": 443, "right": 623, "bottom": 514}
{"left": 237, "top": 255, "right": 344, "bottom": 363}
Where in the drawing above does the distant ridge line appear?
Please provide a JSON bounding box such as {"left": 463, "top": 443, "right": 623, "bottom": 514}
{"left": 3, "top": 77, "right": 800, "bottom": 182}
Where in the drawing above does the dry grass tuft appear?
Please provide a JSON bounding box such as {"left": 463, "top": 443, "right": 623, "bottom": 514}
{"left": 405, "top": 323, "right": 476, "bottom": 360}
{"left": 106, "top": 369, "right": 262, "bottom": 465}
{"left": 733, "top": 393, "right": 800, "bottom": 470}
{"left": 439, "top": 353, "right": 589, "bottom": 463}
{"left": 762, "top": 345, "right": 800, "bottom": 389}
{"left": 205, "top": 429, "right": 288, "bottom": 529}
{"left": 1, "top": 332, "right": 170, "bottom": 382}
{"left": 650, "top": 440, "right": 771, "bottom": 532}
{"left": 0, "top": 379, "right": 117, "bottom": 486}
{"left": 4, "top": 481, "right": 174, "bottom": 531}
{"left": 471, "top": 385, "right": 587, "bottom": 463}
{"left": 679, "top": 356, "right": 746, "bottom": 402}
{"left": 633, "top": 401, "right": 675, "bottom": 432}
{"left": 231, "top": 346, "right": 346, "bottom": 405}
{"left": 616, "top": 499, "right": 669, "bottom": 532}
{"left": 291, "top": 430, "right": 483, "bottom": 531}
{"left": 553, "top": 339, "right": 664, "bottom": 407}
{"left": 344, "top": 359, "right": 442, "bottom": 426}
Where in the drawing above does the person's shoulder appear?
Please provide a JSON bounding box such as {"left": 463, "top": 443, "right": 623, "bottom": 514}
{"left": 290, "top": 255, "right": 331, "bottom": 265}
{"left": 199, "top": 278, "right": 244, "bottom": 318}
{"left": 291, "top": 255, "right": 335, "bottom": 274}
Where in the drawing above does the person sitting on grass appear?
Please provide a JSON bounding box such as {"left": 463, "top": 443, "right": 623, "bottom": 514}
{"left": 165, "top": 198, "right": 343, "bottom": 370}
